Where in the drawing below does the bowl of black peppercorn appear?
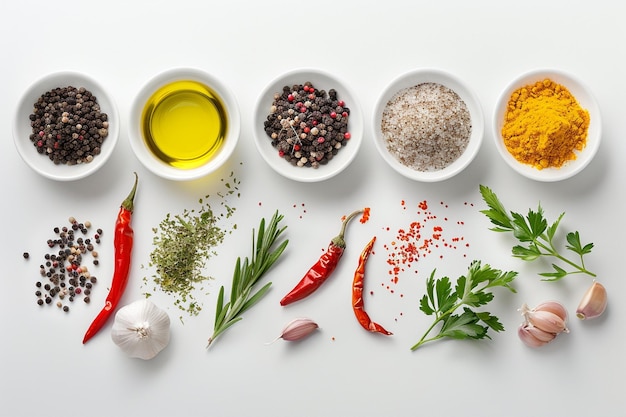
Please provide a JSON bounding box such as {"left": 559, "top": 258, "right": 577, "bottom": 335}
{"left": 13, "top": 71, "right": 120, "bottom": 181}
{"left": 253, "top": 68, "right": 363, "bottom": 182}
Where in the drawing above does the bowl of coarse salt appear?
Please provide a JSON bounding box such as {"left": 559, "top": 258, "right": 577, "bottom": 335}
{"left": 372, "top": 68, "right": 484, "bottom": 182}
{"left": 493, "top": 69, "right": 601, "bottom": 182}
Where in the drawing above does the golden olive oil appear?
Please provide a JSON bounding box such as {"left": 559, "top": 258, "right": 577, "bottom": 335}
{"left": 141, "top": 80, "right": 227, "bottom": 169}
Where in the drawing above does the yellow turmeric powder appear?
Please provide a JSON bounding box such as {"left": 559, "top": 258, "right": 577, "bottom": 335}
{"left": 501, "top": 78, "right": 590, "bottom": 169}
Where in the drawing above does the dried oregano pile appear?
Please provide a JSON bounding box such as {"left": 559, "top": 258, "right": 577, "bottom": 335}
{"left": 142, "top": 174, "right": 240, "bottom": 319}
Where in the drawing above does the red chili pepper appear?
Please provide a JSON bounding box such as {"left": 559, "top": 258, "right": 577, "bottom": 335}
{"left": 352, "top": 236, "right": 392, "bottom": 335}
{"left": 82, "top": 172, "right": 138, "bottom": 344}
{"left": 280, "top": 208, "right": 367, "bottom": 306}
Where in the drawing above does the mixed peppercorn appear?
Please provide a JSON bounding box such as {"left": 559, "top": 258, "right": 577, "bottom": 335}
{"left": 29, "top": 86, "right": 109, "bottom": 165}
{"left": 30, "top": 217, "right": 102, "bottom": 312}
{"left": 264, "top": 82, "right": 351, "bottom": 168}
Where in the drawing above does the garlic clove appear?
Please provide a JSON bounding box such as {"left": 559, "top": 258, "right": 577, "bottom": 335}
{"left": 270, "top": 318, "right": 319, "bottom": 343}
{"left": 520, "top": 302, "right": 569, "bottom": 334}
{"left": 525, "top": 324, "right": 557, "bottom": 343}
{"left": 518, "top": 324, "right": 553, "bottom": 348}
{"left": 526, "top": 310, "right": 569, "bottom": 334}
{"left": 534, "top": 301, "right": 568, "bottom": 322}
{"left": 576, "top": 281, "right": 607, "bottom": 320}
{"left": 111, "top": 299, "right": 171, "bottom": 360}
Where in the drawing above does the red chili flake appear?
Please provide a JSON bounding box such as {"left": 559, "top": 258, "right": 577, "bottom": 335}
{"left": 360, "top": 207, "right": 371, "bottom": 224}
{"left": 381, "top": 199, "right": 471, "bottom": 295}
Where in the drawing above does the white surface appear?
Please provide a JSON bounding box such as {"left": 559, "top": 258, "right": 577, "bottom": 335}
{"left": 128, "top": 67, "right": 240, "bottom": 181}
{"left": 253, "top": 67, "right": 363, "bottom": 182}
{"left": 2, "top": 1, "right": 623, "bottom": 416}
{"left": 372, "top": 68, "right": 484, "bottom": 181}
{"left": 492, "top": 68, "right": 601, "bottom": 181}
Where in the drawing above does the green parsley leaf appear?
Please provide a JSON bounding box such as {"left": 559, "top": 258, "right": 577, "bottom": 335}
{"left": 479, "top": 185, "right": 596, "bottom": 280}
{"left": 411, "top": 260, "right": 517, "bottom": 351}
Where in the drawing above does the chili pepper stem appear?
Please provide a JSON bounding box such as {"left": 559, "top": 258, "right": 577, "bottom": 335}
{"left": 122, "top": 172, "right": 139, "bottom": 212}
{"left": 332, "top": 209, "right": 364, "bottom": 248}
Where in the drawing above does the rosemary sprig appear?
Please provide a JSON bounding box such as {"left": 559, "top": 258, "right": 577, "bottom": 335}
{"left": 207, "top": 210, "right": 289, "bottom": 348}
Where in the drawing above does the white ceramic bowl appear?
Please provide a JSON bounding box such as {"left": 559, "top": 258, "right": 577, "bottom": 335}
{"left": 253, "top": 68, "right": 363, "bottom": 182}
{"left": 128, "top": 68, "right": 240, "bottom": 181}
{"left": 493, "top": 69, "right": 601, "bottom": 182}
{"left": 13, "top": 71, "right": 120, "bottom": 181}
{"left": 372, "top": 68, "right": 484, "bottom": 182}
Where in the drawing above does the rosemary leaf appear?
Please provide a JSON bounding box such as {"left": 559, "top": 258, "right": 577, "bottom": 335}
{"left": 207, "top": 211, "right": 288, "bottom": 348}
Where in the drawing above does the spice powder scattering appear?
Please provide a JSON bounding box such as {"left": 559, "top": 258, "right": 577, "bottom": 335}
{"left": 381, "top": 82, "right": 471, "bottom": 171}
{"left": 29, "top": 86, "right": 109, "bottom": 165}
{"left": 28, "top": 217, "right": 103, "bottom": 312}
{"left": 263, "top": 82, "right": 352, "bottom": 168}
{"left": 501, "top": 78, "right": 590, "bottom": 169}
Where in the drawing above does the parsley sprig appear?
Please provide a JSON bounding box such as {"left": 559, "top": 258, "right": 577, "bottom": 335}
{"left": 207, "top": 210, "right": 288, "bottom": 348}
{"left": 412, "top": 260, "right": 517, "bottom": 351}
{"left": 479, "top": 185, "right": 595, "bottom": 280}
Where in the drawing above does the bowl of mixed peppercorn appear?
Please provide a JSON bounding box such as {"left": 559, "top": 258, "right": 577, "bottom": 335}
{"left": 253, "top": 68, "right": 363, "bottom": 182}
{"left": 13, "top": 71, "right": 120, "bottom": 181}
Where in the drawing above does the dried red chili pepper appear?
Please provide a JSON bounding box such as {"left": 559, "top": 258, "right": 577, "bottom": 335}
{"left": 280, "top": 208, "right": 367, "bottom": 306}
{"left": 82, "top": 173, "right": 138, "bottom": 344}
{"left": 353, "top": 236, "right": 392, "bottom": 335}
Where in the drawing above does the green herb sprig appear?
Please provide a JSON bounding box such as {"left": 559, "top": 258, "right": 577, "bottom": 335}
{"left": 412, "top": 260, "right": 517, "bottom": 351}
{"left": 207, "top": 210, "right": 288, "bottom": 348}
{"left": 479, "top": 185, "right": 595, "bottom": 281}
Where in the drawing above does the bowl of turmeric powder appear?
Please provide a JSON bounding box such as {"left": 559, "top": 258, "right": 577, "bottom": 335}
{"left": 493, "top": 69, "right": 601, "bottom": 182}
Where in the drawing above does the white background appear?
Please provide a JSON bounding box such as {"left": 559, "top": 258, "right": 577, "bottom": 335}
{"left": 2, "top": 1, "right": 623, "bottom": 416}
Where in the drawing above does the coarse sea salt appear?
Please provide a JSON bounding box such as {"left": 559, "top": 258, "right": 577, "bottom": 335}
{"left": 381, "top": 82, "right": 471, "bottom": 171}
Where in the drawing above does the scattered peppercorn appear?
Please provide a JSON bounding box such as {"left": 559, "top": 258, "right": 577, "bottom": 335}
{"left": 30, "top": 217, "right": 102, "bottom": 312}
{"left": 23, "top": 252, "right": 30, "bottom": 259}
{"left": 263, "top": 82, "right": 352, "bottom": 168}
{"left": 29, "top": 86, "right": 109, "bottom": 165}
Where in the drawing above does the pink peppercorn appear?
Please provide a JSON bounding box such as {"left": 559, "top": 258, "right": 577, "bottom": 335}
{"left": 317, "top": 137, "right": 325, "bottom": 143}
{"left": 344, "top": 132, "right": 351, "bottom": 140}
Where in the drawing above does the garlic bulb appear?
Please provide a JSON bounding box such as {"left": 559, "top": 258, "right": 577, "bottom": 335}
{"left": 111, "top": 299, "right": 171, "bottom": 360}
{"left": 268, "top": 318, "right": 319, "bottom": 344}
{"left": 518, "top": 301, "right": 568, "bottom": 348}
{"left": 576, "top": 281, "right": 607, "bottom": 320}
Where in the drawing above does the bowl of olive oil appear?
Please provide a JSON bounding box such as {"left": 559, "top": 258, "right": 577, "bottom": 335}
{"left": 129, "top": 68, "right": 240, "bottom": 181}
